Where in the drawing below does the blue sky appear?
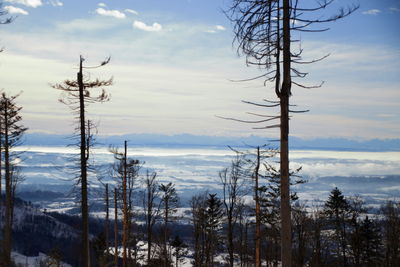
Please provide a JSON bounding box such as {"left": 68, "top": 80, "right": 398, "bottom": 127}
{"left": 0, "top": 0, "right": 399, "bottom": 140}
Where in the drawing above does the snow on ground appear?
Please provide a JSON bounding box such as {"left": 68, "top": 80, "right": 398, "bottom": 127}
{"left": 12, "top": 252, "right": 72, "bottom": 267}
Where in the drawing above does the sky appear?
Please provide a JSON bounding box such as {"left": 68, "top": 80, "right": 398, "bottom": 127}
{"left": 0, "top": 0, "right": 399, "bottom": 140}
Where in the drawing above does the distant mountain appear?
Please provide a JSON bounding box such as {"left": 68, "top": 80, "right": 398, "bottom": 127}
{"left": 23, "top": 133, "right": 400, "bottom": 151}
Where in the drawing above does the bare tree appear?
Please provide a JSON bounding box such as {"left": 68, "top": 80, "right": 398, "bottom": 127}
{"left": 142, "top": 170, "right": 160, "bottom": 264}
{"left": 114, "top": 187, "right": 119, "bottom": 267}
{"left": 0, "top": 92, "right": 27, "bottom": 266}
{"left": 219, "top": 154, "right": 247, "bottom": 267}
{"left": 110, "top": 141, "right": 142, "bottom": 266}
{"left": 225, "top": 1, "right": 358, "bottom": 265}
{"left": 52, "top": 56, "right": 112, "bottom": 267}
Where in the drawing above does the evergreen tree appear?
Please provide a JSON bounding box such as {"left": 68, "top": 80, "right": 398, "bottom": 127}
{"left": 360, "top": 216, "right": 382, "bottom": 266}
{"left": 0, "top": 92, "right": 27, "bottom": 266}
{"left": 205, "top": 193, "right": 224, "bottom": 267}
{"left": 324, "top": 187, "right": 350, "bottom": 266}
{"left": 159, "top": 182, "right": 179, "bottom": 267}
{"left": 52, "top": 56, "right": 112, "bottom": 267}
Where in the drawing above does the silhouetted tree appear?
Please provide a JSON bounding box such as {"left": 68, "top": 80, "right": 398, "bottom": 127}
{"left": 219, "top": 154, "right": 247, "bottom": 267}
{"left": 225, "top": 2, "right": 357, "bottom": 265}
{"left": 359, "top": 216, "right": 382, "bottom": 266}
{"left": 205, "top": 193, "right": 224, "bottom": 267}
{"left": 0, "top": 92, "right": 27, "bottom": 266}
{"left": 171, "top": 235, "right": 187, "bottom": 267}
{"left": 324, "top": 187, "right": 350, "bottom": 266}
{"left": 52, "top": 56, "right": 112, "bottom": 267}
{"left": 381, "top": 200, "right": 400, "bottom": 266}
{"left": 159, "top": 182, "right": 179, "bottom": 267}
{"left": 142, "top": 171, "right": 160, "bottom": 264}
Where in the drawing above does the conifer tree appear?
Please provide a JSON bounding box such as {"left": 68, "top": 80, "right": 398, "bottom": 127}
{"left": 324, "top": 187, "right": 350, "bottom": 266}
{"left": 159, "top": 182, "right": 179, "bottom": 267}
{"left": 52, "top": 56, "right": 112, "bottom": 267}
{"left": 0, "top": 92, "right": 27, "bottom": 266}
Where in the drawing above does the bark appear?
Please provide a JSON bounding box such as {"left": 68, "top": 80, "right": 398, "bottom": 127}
{"left": 280, "top": 1, "right": 292, "bottom": 266}
{"left": 255, "top": 146, "right": 261, "bottom": 267}
{"left": 2, "top": 100, "right": 11, "bottom": 266}
{"left": 122, "top": 141, "right": 128, "bottom": 267}
{"left": 114, "top": 188, "right": 118, "bottom": 267}
{"left": 78, "top": 56, "right": 90, "bottom": 267}
{"left": 105, "top": 184, "right": 110, "bottom": 258}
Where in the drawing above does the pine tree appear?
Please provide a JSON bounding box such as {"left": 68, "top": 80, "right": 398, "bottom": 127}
{"left": 205, "top": 193, "right": 224, "bottom": 267}
{"left": 0, "top": 92, "right": 27, "bottom": 266}
{"left": 324, "top": 187, "right": 350, "bottom": 266}
{"left": 159, "top": 182, "right": 179, "bottom": 267}
{"left": 52, "top": 56, "right": 112, "bottom": 267}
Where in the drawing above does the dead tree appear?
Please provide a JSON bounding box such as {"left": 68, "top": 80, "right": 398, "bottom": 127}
{"left": 219, "top": 154, "right": 247, "bottom": 267}
{"left": 114, "top": 187, "right": 119, "bottom": 267}
{"left": 110, "top": 141, "right": 142, "bottom": 266}
{"left": 105, "top": 184, "right": 110, "bottom": 261}
{"left": 142, "top": 170, "right": 160, "bottom": 264}
{"left": 225, "top": 1, "right": 358, "bottom": 265}
{"left": 0, "top": 92, "right": 27, "bottom": 266}
{"left": 52, "top": 56, "right": 112, "bottom": 267}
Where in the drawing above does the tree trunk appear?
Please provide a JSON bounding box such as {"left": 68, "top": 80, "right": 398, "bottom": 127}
{"left": 280, "top": 1, "right": 292, "bottom": 266}
{"left": 105, "top": 184, "right": 110, "bottom": 258}
{"left": 78, "top": 55, "right": 90, "bottom": 267}
{"left": 2, "top": 101, "right": 11, "bottom": 266}
{"left": 255, "top": 146, "right": 261, "bottom": 267}
{"left": 228, "top": 213, "right": 234, "bottom": 267}
{"left": 147, "top": 183, "right": 153, "bottom": 264}
{"left": 164, "top": 202, "right": 169, "bottom": 267}
{"left": 114, "top": 188, "right": 118, "bottom": 267}
{"left": 122, "top": 141, "right": 128, "bottom": 267}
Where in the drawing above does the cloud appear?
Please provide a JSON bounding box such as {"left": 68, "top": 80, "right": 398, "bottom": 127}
{"left": 49, "top": 0, "right": 62, "bottom": 7}
{"left": 125, "top": 8, "right": 138, "bottom": 15}
{"left": 4, "top": 0, "right": 42, "bottom": 8}
{"left": 389, "top": 7, "right": 400, "bottom": 12}
{"left": 133, "top": 20, "right": 162, "bottom": 32}
{"left": 95, "top": 7, "right": 126, "bottom": 19}
{"left": 362, "top": 9, "right": 381, "bottom": 15}
{"left": 205, "top": 25, "right": 226, "bottom": 33}
{"left": 4, "top": 5, "right": 29, "bottom": 15}
{"left": 98, "top": 2, "right": 106, "bottom": 7}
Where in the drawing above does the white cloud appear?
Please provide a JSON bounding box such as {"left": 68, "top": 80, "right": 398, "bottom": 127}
{"left": 4, "top": 0, "right": 42, "bottom": 8}
{"left": 98, "top": 2, "right": 106, "bottom": 7}
{"left": 389, "top": 7, "right": 400, "bottom": 12}
{"left": 133, "top": 20, "right": 162, "bottom": 32}
{"left": 125, "top": 9, "right": 138, "bottom": 15}
{"left": 362, "top": 9, "right": 381, "bottom": 15}
{"left": 4, "top": 5, "right": 29, "bottom": 15}
{"left": 215, "top": 25, "right": 225, "bottom": 31}
{"left": 95, "top": 7, "right": 126, "bottom": 19}
{"left": 49, "top": 0, "right": 62, "bottom": 7}
{"left": 205, "top": 25, "right": 226, "bottom": 33}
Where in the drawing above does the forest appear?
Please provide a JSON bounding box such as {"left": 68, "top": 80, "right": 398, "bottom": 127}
{"left": 0, "top": 0, "right": 399, "bottom": 267}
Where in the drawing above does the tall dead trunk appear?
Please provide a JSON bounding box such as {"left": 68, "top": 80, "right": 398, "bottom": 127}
{"left": 280, "top": 1, "right": 292, "bottom": 266}
{"left": 2, "top": 100, "right": 11, "bottom": 266}
{"left": 114, "top": 188, "right": 118, "bottom": 267}
{"left": 78, "top": 56, "right": 90, "bottom": 267}
{"left": 105, "top": 184, "right": 110, "bottom": 258}
{"left": 255, "top": 146, "right": 261, "bottom": 267}
{"left": 122, "top": 141, "right": 128, "bottom": 267}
